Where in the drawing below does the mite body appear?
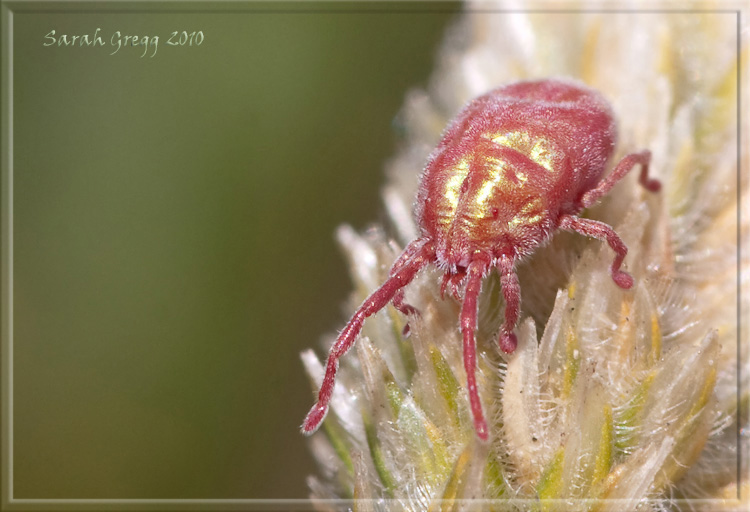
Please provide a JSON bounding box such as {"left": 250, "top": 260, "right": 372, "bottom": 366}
{"left": 303, "top": 78, "right": 660, "bottom": 441}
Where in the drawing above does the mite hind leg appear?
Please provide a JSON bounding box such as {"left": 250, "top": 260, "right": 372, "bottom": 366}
{"left": 581, "top": 150, "right": 661, "bottom": 208}
{"left": 560, "top": 215, "right": 634, "bottom": 289}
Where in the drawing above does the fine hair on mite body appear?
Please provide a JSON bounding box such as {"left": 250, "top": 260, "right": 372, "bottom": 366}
{"left": 302, "top": 77, "right": 661, "bottom": 441}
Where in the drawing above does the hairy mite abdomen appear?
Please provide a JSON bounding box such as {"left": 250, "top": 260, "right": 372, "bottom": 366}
{"left": 417, "top": 79, "right": 617, "bottom": 264}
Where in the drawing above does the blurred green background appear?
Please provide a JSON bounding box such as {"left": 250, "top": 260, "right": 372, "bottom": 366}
{"left": 8, "top": 2, "right": 459, "bottom": 500}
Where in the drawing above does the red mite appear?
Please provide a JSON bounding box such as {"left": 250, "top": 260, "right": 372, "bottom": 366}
{"left": 302, "top": 78, "right": 660, "bottom": 441}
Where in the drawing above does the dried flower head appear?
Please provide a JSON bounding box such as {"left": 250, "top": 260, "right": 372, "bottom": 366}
{"left": 302, "top": 4, "right": 747, "bottom": 511}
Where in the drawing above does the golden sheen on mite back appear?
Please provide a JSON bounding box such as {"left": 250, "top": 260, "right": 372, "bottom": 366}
{"left": 302, "top": 78, "right": 661, "bottom": 441}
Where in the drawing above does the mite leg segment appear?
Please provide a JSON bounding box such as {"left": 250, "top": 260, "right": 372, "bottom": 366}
{"left": 497, "top": 255, "right": 520, "bottom": 353}
{"left": 460, "top": 255, "right": 491, "bottom": 441}
{"left": 389, "top": 240, "right": 428, "bottom": 335}
{"left": 560, "top": 215, "right": 634, "bottom": 289}
{"left": 391, "top": 290, "right": 419, "bottom": 317}
{"left": 389, "top": 238, "right": 429, "bottom": 274}
{"left": 441, "top": 269, "right": 466, "bottom": 300}
{"left": 392, "top": 290, "right": 418, "bottom": 337}
{"left": 301, "top": 240, "right": 435, "bottom": 435}
{"left": 580, "top": 150, "right": 661, "bottom": 208}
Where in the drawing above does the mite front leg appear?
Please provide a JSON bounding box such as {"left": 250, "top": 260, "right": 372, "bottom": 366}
{"left": 497, "top": 254, "right": 520, "bottom": 353}
{"left": 581, "top": 150, "right": 661, "bottom": 208}
{"left": 459, "top": 255, "right": 491, "bottom": 441}
{"left": 389, "top": 238, "right": 428, "bottom": 274}
{"left": 301, "top": 240, "right": 434, "bottom": 435}
{"left": 390, "top": 239, "right": 428, "bottom": 336}
{"left": 560, "top": 215, "right": 634, "bottom": 289}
